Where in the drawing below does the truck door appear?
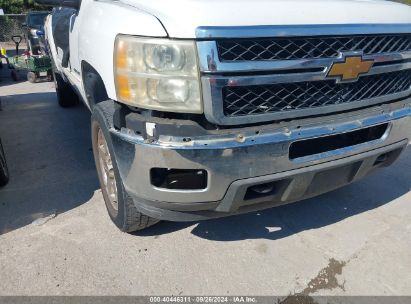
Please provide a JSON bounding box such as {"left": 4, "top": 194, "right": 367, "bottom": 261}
{"left": 50, "top": 7, "right": 75, "bottom": 69}
{"left": 68, "top": 8, "right": 82, "bottom": 83}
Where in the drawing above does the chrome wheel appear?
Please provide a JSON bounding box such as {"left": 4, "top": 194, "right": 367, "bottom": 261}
{"left": 97, "top": 128, "right": 118, "bottom": 211}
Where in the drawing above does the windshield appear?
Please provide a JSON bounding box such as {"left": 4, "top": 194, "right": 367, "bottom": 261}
{"left": 27, "top": 13, "right": 48, "bottom": 28}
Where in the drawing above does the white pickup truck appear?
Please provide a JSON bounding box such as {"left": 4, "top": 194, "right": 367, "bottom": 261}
{"left": 37, "top": 0, "right": 411, "bottom": 232}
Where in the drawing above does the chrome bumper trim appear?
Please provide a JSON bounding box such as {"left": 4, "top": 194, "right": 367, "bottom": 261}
{"left": 113, "top": 103, "right": 411, "bottom": 150}
{"left": 110, "top": 100, "right": 411, "bottom": 204}
{"left": 127, "top": 140, "right": 407, "bottom": 221}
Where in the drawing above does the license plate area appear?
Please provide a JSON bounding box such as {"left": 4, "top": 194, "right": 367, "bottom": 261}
{"left": 289, "top": 123, "right": 389, "bottom": 160}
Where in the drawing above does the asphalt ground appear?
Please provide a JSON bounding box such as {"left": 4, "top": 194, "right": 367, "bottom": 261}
{"left": 0, "top": 64, "right": 410, "bottom": 297}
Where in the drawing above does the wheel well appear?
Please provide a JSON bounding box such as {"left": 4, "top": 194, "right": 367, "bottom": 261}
{"left": 82, "top": 61, "right": 108, "bottom": 108}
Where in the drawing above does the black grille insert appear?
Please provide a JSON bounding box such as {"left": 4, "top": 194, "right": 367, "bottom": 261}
{"left": 223, "top": 70, "right": 411, "bottom": 117}
{"left": 217, "top": 34, "right": 411, "bottom": 61}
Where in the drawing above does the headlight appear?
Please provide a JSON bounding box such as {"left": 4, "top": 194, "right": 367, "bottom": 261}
{"left": 114, "top": 36, "right": 202, "bottom": 113}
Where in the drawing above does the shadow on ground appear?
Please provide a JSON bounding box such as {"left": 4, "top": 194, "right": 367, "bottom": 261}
{"left": 0, "top": 90, "right": 99, "bottom": 235}
{"left": 137, "top": 147, "right": 411, "bottom": 241}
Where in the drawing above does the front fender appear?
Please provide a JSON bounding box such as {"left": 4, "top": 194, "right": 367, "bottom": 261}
{"left": 78, "top": 0, "right": 167, "bottom": 101}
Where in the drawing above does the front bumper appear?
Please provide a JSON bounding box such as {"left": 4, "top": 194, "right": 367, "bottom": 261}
{"left": 109, "top": 98, "right": 411, "bottom": 221}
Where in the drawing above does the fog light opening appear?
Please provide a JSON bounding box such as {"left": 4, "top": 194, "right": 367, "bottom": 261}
{"left": 150, "top": 168, "right": 208, "bottom": 190}
{"left": 374, "top": 153, "right": 389, "bottom": 166}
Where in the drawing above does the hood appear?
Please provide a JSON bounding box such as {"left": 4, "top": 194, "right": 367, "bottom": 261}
{"left": 120, "top": 0, "right": 411, "bottom": 38}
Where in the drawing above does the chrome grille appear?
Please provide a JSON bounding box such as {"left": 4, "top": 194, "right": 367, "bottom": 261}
{"left": 217, "top": 35, "right": 411, "bottom": 61}
{"left": 223, "top": 70, "right": 411, "bottom": 117}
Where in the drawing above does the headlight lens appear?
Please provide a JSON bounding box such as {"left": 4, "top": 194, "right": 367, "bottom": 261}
{"left": 144, "top": 45, "right": 186, "bottom": 72}
{"left": 114, "top": 36, "right": 202, "bottom": 113}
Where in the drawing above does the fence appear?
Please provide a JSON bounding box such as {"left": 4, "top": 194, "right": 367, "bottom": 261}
{"left": 0, "top": 14, "right": 27, "bottom": 49}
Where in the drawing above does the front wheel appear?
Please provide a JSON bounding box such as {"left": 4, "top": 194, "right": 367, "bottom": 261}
{"left": 91, "top": 101, "right": 160, "bottom": 232}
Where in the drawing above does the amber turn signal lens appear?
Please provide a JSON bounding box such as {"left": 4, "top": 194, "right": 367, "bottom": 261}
{"left": 116, "top": 75, "right": 131, "bottom": 101}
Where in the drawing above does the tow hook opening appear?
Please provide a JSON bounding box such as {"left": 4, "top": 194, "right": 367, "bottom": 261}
{"left": 244, "top": 181, "right": 285, "bottom": 201}
{"left": 374, "top": 153, "right": 389, "bottom": 166}
{"left": 372, "top": 148, "right": 403, "bottom": 167}
{"left": 150, "top": 168, "right": 208, "bottom": 190}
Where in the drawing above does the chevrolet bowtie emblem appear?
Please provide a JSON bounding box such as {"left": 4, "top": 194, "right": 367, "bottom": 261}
{"left": 327, "top": 55, "right": 374, "bottom": 82}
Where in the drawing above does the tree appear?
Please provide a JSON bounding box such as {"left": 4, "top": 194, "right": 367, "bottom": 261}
{"left": 0, "top": 0, "right": 50, "bottom": 14}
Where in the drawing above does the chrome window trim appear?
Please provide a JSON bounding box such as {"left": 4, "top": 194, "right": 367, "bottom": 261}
{"left": 196, "top": 24, "right": 411, "bottom": 39}
{"left": 196, "top": 24, "right": 411, "bottom": 125}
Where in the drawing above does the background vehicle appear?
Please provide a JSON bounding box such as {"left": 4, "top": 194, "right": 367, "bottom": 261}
{"left": 25, "top": 11, "right": 48, "bottom": 29}
{"left": 5, "top": 11, "right": 52, "bottom": 82}
{"left": 24, "top": 11, "right": 49, "bottom": 55}
{"left": 37, "top": 0, "right": 411, "bottom": 232}
{"left": 8, "top": 33, "right": 52, "bottom": 83}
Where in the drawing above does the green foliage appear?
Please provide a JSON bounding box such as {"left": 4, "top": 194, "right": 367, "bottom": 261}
{"left": 0, "top": 0, "right": 50, "bottom": 14}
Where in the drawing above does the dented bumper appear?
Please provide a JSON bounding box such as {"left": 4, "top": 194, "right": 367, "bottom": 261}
{"left": 108, "top": 98, "right": 411, "bottom": 221}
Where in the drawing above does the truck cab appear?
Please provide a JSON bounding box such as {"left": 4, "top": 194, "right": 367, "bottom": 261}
{"left": 39, "top": 0, "right": 411, "bottom": 232}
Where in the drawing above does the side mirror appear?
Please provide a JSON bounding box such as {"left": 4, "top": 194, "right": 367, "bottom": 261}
{"left": 34, "top": 0, "right": 81, "bottom": 10}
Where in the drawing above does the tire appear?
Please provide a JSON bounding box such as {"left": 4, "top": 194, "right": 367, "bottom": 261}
{"left": 0, "top": 139, "right": 9, "bottom": 187}
{"left": 53, "top": 71, "right": 79, "bottom": 107}
{"left": 10, "top": 70, "right": 19, "bottom": 81}
{"left": 92, "top": 100, "right": 160, "bottom": 232}
{"left": 27, "top": 71, "right": 37, "bottom": 83}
